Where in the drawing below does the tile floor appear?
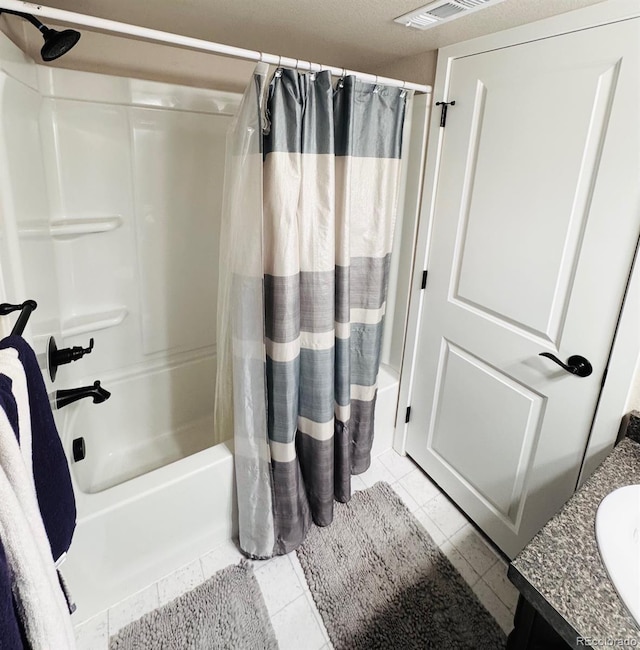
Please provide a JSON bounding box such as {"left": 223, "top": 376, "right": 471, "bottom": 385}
{"left": 74, "top": 449, "right": 519, "bottom": 649}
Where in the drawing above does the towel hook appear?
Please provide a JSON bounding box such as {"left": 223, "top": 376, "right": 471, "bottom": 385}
{"left": 0, "top": 300, "right": 37, "bottom": 337}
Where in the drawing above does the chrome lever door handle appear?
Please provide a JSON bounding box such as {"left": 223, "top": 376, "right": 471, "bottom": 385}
{"left": 539, "top": 352, "right": 593, "bottom": 378}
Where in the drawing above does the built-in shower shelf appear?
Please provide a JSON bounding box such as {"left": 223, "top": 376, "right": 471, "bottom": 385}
{"left": 61, "top": 307, "right": 128, "bottom": 338}
{"left": 20, "top": 217, "right": 123, "bottom": 240}
{"left": 50, "top": 217, "right": 123, "bottom": 240}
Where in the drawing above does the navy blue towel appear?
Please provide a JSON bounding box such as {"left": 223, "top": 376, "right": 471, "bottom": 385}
{"left": 0, "top": 373, "right": 18, "bottom": 442}
{"left": 0, "top": 336, "right": 76, "bottom": 562}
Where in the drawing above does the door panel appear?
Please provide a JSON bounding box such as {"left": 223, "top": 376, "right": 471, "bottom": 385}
{"left": 406, "top": 18, "right": 640, "bottom": 557}
{"left": 453, "top": 59, "right": 621, "bottom": 342}
{"left": 430, "top": 341, "right": 545, "bottom": 522}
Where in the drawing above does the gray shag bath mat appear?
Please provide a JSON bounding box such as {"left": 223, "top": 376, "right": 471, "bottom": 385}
{"left": 109, "top": 561, "right": 277, "bottom": 650}
{"left": 297, "top": 481, "right": 507, "bottom": 650}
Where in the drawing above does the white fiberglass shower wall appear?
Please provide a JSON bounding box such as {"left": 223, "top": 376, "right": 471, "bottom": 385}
{"left": 40, "top": 68, "right": 238, "bottom": 493}
{"left": 0, "top": 32, "right": 240, "bottom": 618}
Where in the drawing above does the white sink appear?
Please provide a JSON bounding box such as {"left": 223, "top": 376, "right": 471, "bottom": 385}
{"left": 595, "top": 485, "right": 640, "bottom": 625}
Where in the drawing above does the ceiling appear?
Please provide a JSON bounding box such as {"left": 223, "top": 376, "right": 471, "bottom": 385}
{"left": 28, "top": 0, "right": 608, "bottom": 77}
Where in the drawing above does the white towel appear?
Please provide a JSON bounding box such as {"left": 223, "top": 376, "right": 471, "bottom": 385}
{"left": 0, "top": 348, "right": 33, "bottom": 484}
{"left": 0, "top": 349, "right": 75, "bottom": 649}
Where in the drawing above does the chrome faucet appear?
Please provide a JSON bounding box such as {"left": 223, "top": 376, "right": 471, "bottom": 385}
{"left": 55, "top": 380, "right": 111, "bottom": 410}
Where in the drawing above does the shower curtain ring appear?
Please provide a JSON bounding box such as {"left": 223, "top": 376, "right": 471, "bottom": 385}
{"left": 307, "top": 60, "right": 316, "bottom": 79}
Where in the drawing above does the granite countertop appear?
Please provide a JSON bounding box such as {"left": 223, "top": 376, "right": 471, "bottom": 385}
{"left": 509, "top": 413, "right": 640, "bottom": 646}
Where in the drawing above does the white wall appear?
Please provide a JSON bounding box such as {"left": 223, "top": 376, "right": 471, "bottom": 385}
{"left": 36, "top": 67, "right": 237, "bottom": 384}
{"left": 0, "top": 29, "right": 241, "bottom": 473}
{"left": 34, "top": 67, "right": 240, "bottom": 472}
{"left": 626, "top": 351, "right": 640, "bottom": 411}
{"left": 1, "top": 19, "right": 255, "bottom": 94}
{"left": 373, "top": 50, "right": 438, "bottom": 89}
{"left": 381, "top": 92, "right": 430, "bottom": 373}
{"left": 0, "top": 33, "right": 61, "bottom": 350}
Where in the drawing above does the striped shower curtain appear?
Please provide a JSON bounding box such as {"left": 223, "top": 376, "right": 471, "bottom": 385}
{"left": 217, "top": 66, "right": 408, "bottom": 558}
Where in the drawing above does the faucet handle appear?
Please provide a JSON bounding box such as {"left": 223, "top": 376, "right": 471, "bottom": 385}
{"left": 48, "top": 336, "right": 95, "bottom": 382}
{"left": 92, "top": 380, "right": 111, "bottom": 402}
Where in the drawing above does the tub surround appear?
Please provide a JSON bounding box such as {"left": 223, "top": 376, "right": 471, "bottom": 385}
{"left": 60, "top": 441, "right": 236, "bottom": 623}
{"left": 508, "top": 413, "right": 640, "bottom": 647}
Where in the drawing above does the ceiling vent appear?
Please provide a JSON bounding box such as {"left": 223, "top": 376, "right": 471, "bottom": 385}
{"left": 394, "top": 0, "right": 507, "bottom": 30}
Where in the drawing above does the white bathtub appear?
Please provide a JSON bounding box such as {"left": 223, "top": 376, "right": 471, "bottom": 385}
{"left": 61, "top": 364, "right": 399, "bottom": 623}
{"left": 59, "top": 356, "right": 236, "bottom": 623}
{"left": 69, "top": 355, "right": 218, "bottom": 494}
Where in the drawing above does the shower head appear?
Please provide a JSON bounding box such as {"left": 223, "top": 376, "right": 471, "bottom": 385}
{"left": 0, "top": 9, "right": 80, "bottom": 61}
{"left": 40, "top": 26, "right": 81, "bottom": 61}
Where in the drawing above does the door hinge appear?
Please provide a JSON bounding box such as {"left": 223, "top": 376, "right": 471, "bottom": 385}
{"left": 435, "top": 100, "right": 456, "bottom": 127}
{"left": 421, "top": 270, "right": 428, "bottom": 290}
{"left": 405, "top": 406, "right": 412, "bottom": 423}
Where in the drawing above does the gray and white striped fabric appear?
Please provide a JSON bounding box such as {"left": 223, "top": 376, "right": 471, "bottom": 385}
{"left": 217, "top": 66, "right": 407, "bottom": 558}
{"left": 261, "top": 69, "right": 407, "bottom": 555}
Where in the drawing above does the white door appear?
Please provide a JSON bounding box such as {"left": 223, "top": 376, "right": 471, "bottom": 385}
{"left": 405, "top": 18, "right": 640, "bottom": 558}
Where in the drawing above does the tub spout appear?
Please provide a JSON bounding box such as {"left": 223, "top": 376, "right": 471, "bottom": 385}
{"left": 55, "top": 380, "right": 111, "bottom": 410}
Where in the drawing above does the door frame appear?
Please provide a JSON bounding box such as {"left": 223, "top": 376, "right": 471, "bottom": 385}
{"left": 394, "top": 0, "right": 640, "bottom": 491}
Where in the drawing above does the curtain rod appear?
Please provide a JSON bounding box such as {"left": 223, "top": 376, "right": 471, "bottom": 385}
{"left": 0, "top": 0, "right": 432, "bottom": 94}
